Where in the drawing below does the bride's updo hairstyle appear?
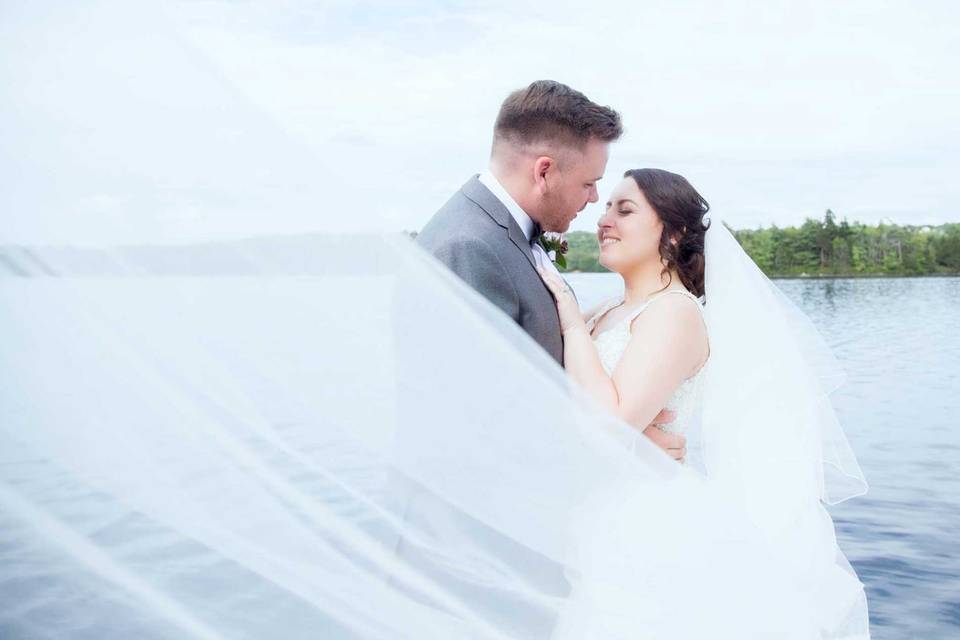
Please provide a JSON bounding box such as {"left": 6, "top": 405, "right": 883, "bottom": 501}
{"left": 624, "top": 168, "right": 710, "bottom": 298}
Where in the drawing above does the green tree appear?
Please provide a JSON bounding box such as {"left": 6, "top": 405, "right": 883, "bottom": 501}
{"left": 817, "top": 209, "right": 838, "bottom": 269}
{"left": 933, "top": 224, "right": 960, "bottom": 270}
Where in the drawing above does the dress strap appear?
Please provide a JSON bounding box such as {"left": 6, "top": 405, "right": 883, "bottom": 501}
{"left": 585, "top": 297, "right": 624, "bottom": 333}
{"left": 624, "top": 289, "right": 703, "bottom": 324}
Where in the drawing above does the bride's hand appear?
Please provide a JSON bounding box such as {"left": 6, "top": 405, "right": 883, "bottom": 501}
{"left": 537, "top": 266, "right": 585, "bottom": 335}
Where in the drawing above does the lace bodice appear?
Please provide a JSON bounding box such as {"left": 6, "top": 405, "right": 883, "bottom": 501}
{"left": 585, "top": 290, "right": 707, "bottom": 435}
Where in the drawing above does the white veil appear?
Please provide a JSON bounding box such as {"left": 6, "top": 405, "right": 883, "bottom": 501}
{"left": 1, "top": 2, "right": 868, "bottom": 638}
{"left": 701, "top": 219, "right": 868, "bottom": 509}
{"left": 695, "top": 219, "right": 870, "bottom": 635}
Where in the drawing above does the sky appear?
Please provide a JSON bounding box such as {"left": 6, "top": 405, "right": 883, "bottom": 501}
{"left": 2, "top": 0, "right": 958, "bottom": 243}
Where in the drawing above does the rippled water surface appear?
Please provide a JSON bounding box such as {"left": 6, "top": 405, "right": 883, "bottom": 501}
{"left": 567, "top": 274, "right": 960, "bottom": 639}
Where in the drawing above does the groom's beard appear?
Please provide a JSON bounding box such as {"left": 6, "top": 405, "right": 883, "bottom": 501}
{"left": 539, "top": 194, "right": 576, "bottom": 234}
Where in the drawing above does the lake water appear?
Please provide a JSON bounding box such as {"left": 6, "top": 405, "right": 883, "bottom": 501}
{"left": 566, "top": 273, "right": 960, "bottom": 640}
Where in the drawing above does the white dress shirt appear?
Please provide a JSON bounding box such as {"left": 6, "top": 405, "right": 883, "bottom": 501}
{"left": 477, "top": 172, "right": 562, "bottom": 279}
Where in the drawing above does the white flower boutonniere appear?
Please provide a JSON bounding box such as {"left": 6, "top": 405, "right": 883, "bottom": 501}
{"left": 537, "top": 232, "right": 569, "bottom": 269}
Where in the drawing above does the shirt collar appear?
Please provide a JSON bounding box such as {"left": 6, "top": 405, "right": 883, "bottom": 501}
{"left": 478, "top": 171, "right": 536, "bottom": 242}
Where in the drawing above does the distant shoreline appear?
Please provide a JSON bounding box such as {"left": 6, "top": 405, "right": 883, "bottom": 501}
{"left": 558, "top": 217, "right": 960, "bottom": 279}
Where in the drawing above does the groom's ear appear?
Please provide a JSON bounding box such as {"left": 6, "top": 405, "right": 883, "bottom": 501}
{"left": 533, "top": 156, "right": 555, "bottom": 192}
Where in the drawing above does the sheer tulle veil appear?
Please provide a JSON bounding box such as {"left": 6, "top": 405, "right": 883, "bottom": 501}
{"left": 1, "top": 2, "right": 868, "bottom": 638}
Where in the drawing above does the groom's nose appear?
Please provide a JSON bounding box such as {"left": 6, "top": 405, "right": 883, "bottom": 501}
{"left": 588, "top": 184, "right": 599, "bottom": 203}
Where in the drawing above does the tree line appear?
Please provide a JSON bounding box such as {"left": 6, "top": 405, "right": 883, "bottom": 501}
{"left": 560, "top": 211, "right": 960, "bottom": 277}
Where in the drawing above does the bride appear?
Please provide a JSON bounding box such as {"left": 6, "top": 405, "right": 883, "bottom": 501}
{"left": 538, "top": 169, "right": 870, "bottom": 638}
{"left": 539, "top": 168, "right": 710, "bottom": 447}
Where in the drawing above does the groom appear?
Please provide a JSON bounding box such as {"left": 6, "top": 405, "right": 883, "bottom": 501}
{"left": 418, "top": 80, "right": 686, "bottom": 460}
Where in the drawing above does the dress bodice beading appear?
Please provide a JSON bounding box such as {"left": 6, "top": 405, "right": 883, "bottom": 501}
{"left": 585, "top": 290, "right": 707, "bottom": 435}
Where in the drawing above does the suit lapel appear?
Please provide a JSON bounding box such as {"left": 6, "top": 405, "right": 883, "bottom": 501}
{"left": 505, "top": 220, "right": 537, "bottom": 269}
{"left": 461, "top": 175, "right": 537, "bottom": 270}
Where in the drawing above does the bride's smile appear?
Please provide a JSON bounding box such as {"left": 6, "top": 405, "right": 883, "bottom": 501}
{"left": 597, "top": 177, "right": 667, "bottom": 277}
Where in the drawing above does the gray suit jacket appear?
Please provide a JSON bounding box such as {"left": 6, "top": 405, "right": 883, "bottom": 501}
{"left": 417, "top": 175, "right": 564, "bottom": 364}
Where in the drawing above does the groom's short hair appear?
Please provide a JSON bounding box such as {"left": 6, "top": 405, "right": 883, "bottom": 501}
{"left": 493, "top": 80, "right": 622, "bottom": 151}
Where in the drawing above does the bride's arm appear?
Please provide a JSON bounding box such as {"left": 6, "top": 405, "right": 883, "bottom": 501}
{"left": 538, "top": 267, "right": 706, "bottom": 427}
{"left": 564, "top": 297, "right": 706, "bottom": 427}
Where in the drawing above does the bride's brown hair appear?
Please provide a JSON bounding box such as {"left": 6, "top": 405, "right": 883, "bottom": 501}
{"left": 623, "top": 168, "right": 710, "bottom": 298}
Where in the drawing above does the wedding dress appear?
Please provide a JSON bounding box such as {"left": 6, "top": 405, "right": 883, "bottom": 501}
{"left": 550, "top": 288, "right": 869, "bottom": 639}
{"left": 588, "top": 290, "right": 707, "bottom": 436}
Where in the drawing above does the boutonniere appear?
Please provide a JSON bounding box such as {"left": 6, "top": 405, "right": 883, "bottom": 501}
{"left": 537, "top": 232, "right": 569, "bottom": 269}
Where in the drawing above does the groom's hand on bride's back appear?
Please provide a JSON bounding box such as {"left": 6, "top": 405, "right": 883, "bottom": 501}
{"left": 642, "top": 409, "right": 686, "bottom": 462}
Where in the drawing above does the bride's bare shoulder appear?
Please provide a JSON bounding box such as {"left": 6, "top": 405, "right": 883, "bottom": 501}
{"left": 631, "top": 291, "right": 704, "bottom": 333}
{"left": 628, "top": 292, "right": 708, "bottom": 371}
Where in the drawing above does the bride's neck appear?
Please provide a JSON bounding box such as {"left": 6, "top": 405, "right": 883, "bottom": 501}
{"left": 621, "top": 260, "right": 679, "bottom": 305}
